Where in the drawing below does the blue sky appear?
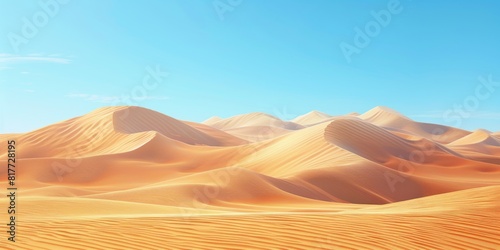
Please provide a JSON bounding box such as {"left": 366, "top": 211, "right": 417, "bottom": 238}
{"left": 0, "top": 0, "right": 499, "bottom": 133}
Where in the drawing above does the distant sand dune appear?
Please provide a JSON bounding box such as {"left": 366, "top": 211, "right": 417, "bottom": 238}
{"left": 450, "top": 129, "right": 500, "bottom": 146}
{"left": 292, "top": 110, "right": 334, "bottom": 126}
{"left": 207, "top": 112, "right": 304, "bottom": 131}
{"left": 361, "top": 106, "right": 471, "bottom": 143}
{"left": 203, "top": 112, "right": 304, "bottom": 141}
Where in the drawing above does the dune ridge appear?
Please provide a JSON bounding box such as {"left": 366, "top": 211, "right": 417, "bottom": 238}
{"left": 292, "top": 110, "right": 334, "bottom": 126}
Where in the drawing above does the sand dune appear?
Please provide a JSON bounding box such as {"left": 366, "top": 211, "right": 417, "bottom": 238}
{"left": 450, "top": 129, "right": 500, "bottom": 146}
{"left": 324, "top": 117, "right": 464, "bottom": 164}
{"left": 207, "top": 112, "right": 304, "bottom": 130}
{"left": 292, "top": 110, "right": 334, "bottom": 126}
{"left": 361, "top": 106, "right": 471, "bottom": 143}
{"left": 203, "top": 112, "right": 305, "bottom": 141}
{"left": 1, "top": 106, "right": 499, "bottom": 249}
{"left": 446, "top": 129, "right": 500, "bottom": 164}
{"left": 202, "top": 116, "right": 223, "bottom": 125}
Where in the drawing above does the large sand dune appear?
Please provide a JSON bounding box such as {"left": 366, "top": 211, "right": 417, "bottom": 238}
{"left": 1, "top": 106, "right": 499, "bottom": 249}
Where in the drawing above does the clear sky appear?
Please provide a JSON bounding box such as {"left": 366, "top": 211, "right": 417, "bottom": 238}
{"left": 1, "top": 0, "right": 499, "bottom": 133}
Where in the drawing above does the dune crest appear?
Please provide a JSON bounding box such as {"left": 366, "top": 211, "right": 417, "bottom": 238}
{"left": 292, "top": 110, "right": 333, "bottom": 126}
{"left": 359, "top": 106, "right": 410, "bottom": 125}
{"left": 202, "top": 116, "right": 223, "bottom": 125}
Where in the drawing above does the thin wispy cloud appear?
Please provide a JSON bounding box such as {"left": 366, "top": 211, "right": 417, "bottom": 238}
{"left": 412, "top": 111, "right": 500, "bottom": 119}
{"left": 410, "top": 111, "right": 445, "bottom": 118}
{"left": 467, "top": 112, "right": 500, "bottom": 119}
{"left": 67, "top": 93, "right": 169, "bottom": 103}
{"left": 0, "top": 54, "right": 71, "bottom": 64}
{"left": 134, "top": 96, "right": 169, "bottom": 101}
